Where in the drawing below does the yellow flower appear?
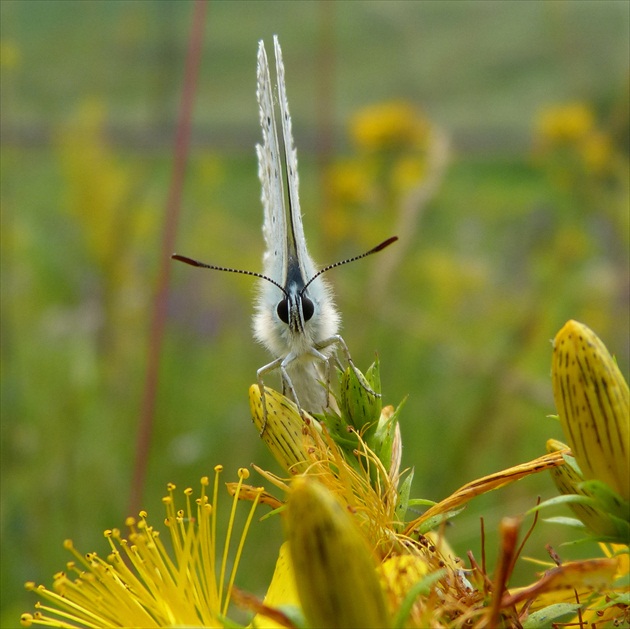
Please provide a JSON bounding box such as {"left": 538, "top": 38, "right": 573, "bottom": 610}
{"left": 579, "top": 130, "right": 613, "bottom": 175}
{"left": 0, "top": 39, "right": 21, "bottom": 69}
{"left": 551, "top": 319, "right": 629, "bottom": 501}
{"left": 326, "top": 158, "right": 374, "bottom": 206}
{"left": 251, "top": 542, "right": 301, "bottom": 628}
{"left": 391, "top": 155, "right": 426, "bottom": 193}
{"left": 351, "top": 101, "right": 429, "bottom": 153}
{"left": 250, "top": 381, "right": 481, "bottom": 627}
{"left": 277, "top": 474, "right": 481, "bottom": 628}
{"left": 249, "top": 363, "right": 405, "bottom": 533}
{"left": 247, "top": 350, "right": 627, "bottom": 628}
{"left": 21, "top": 467, "right": 263, "bottom": 628}
{"left": 536, "top": 102, "right": 595, "bottom": 144}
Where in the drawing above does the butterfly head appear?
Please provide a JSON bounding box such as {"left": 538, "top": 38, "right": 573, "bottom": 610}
{"left": 276, "top": 286, "right": 315, "bottom": 333}
{"left": 252, "top": 264, "right": 338, "bottom": 359}
{"left": 276, "top": 256, "right": 316, "bottom": 333}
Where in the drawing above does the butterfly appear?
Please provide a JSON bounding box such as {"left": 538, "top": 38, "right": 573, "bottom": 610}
{"left": 173, "top": 36, "right": 397, "bottom": 434}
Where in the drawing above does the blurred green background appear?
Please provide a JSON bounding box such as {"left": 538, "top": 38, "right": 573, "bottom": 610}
{"left": 1, "top": 1, "right": 628, "bottom": 625}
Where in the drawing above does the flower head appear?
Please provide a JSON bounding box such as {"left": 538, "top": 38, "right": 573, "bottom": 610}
{"left": 351, "top": 101, "right": 429, "bottom": 153}
{"left": 21, "top": 467, "right": 263, "bottom": 628}
{"left": 537, "top": 103, "right": 595, "bottom": 144}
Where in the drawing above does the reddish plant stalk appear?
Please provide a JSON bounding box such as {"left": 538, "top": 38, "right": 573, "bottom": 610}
{"left": 129, "top": 0, "right": 207, "bottom": 516}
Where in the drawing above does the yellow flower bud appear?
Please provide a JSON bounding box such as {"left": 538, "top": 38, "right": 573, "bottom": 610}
{"left": 285, "top": 477, "right": 390, "bottom": 628}
{"left": 249, "top": 385, "right": 317, "bottom": 475}
{"left": 552, "top": 320, "right": 629, "bottom": 501}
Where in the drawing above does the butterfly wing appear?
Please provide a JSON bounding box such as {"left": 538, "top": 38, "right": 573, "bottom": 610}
{"left": 254, "top": 38, "right": 340, "bottom": 415}
{"left": 272, "top": 35, "right": 316, "bottom": 282}
{"left": 272, "top": 37, "right": 340, "bottom": 414}
{"left": 254, "top": 40, "right": 290, "bottom": 359}
{"left": 273, "top": 37, "right": 339, "bottom": 349}
{"left": 256, "top": 40, "right": 288, "bottom": 290}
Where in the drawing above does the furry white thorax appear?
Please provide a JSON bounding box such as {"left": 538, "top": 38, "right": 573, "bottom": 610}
{"left": 254, "top": 276, "right": 340, "bottom": 358}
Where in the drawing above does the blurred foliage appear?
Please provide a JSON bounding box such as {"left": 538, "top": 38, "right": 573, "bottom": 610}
{"left": 1, "top": 1, "right": 629, "bottom": 627}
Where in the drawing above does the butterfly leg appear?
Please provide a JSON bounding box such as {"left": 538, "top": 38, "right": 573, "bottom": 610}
{"left": 315, "top": 335, "right": 381, "bottom": 398}
{"left": 256, "top": 353, "right": 313, "bottom": 435}
{"left": 279, "top": 354, "right": 312, "bottom": 422}
{"left": 256, "top": 356, "right": 284, "bottom": 437}
{"left": 302, "top": 345, "right": 338, "bottom": 412}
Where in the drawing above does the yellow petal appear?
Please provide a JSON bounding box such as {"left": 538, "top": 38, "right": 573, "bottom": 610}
{"left": 252, "top": 542, "right": 300, "bottom": 628}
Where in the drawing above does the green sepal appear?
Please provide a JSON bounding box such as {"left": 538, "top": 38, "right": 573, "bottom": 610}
{"left": 521, "top": 603, "right": 581, "bottom": 628}
{"left": 578, "top": 479, "right": 630, "bottom": 521}
{"left": 339, "top": 359, "right": 382, "bottom": 434}
{"left": 534, "top": 494, "right": 630, "bottom": 540}
{"left": 394, "top": 468, "right": 414, "bottom": 528}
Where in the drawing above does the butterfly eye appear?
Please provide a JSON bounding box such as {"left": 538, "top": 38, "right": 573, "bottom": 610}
{"left": 301, "top": 296, "right": 315, "bottom": 322}
{"left": 277, "top": 299, "right": 290, "bottom": 324}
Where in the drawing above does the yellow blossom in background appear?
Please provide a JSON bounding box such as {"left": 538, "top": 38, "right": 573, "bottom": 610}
{"left": 552, "top": 223, "right": 593, "bottom": 264}
{"left": 391, "top": 155, "right": 427, "bottom": 194}
{"left": 54, "top": 98, "right": 158, "bottom": 379}
{"left": 534, "top": 100, "right": 623, "bottom": 186}
{"left": 21, "top": 468, "right": 263, "bottom": 628}
{"left": 323, "top": 158, "right": 374, "bottom": 242}
{"left": 326, "top": 158, "right": 374, "bottom": 207}
{"left": 324, "top": 99, "right": 442, "bottom": 251}
{"left": 57, "top": 100, "right": 135, "bottom": 273}
{"left": 537, "top": 102, "right": 595, "bottom": 144}
{"left": 0, "top": 39, "right": 21, "bottom": 69}
{"left": 579, "top": 129, "right": 613, "bottom": 175}
{"left": 351, "top": 100, "right": 429, "bottom": 153}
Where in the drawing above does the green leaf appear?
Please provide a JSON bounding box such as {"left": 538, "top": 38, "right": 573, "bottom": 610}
{"left": 522, "top": 603, "right": 581, "bottom": 628}
{"left": 417, "top": 507, "right": 466, "bottom": 535}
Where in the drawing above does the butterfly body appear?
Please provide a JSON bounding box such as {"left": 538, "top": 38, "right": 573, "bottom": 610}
{"left": 171, "top": 37, "right": 397, "bottom": 433}
{"left": 253, "top": 36, "right": 340, "bottom": 414}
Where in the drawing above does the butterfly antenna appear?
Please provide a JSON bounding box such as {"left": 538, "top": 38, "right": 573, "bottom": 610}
{"left": 172, "top": 254, "right": 287, "bottom": 295}
{"left": 301, "top": 236, "right": 398, "bottom": 294}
